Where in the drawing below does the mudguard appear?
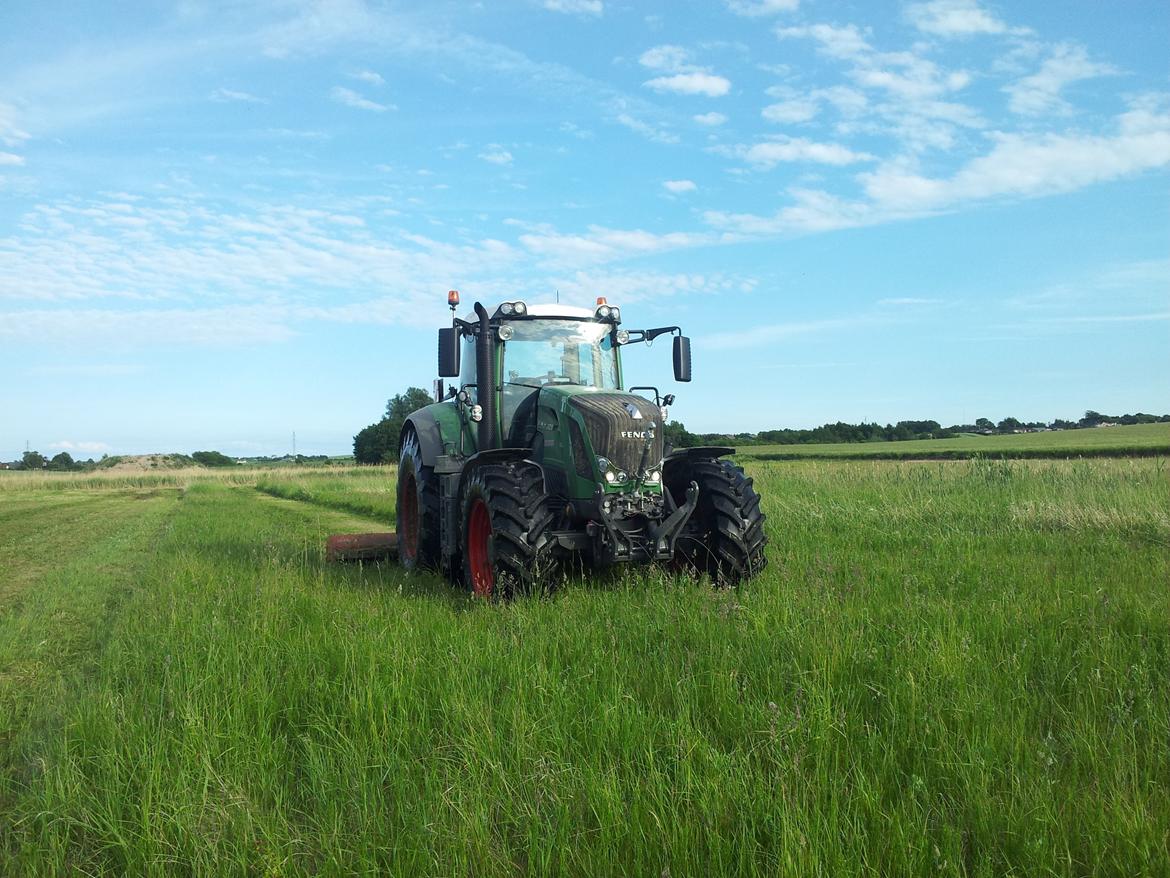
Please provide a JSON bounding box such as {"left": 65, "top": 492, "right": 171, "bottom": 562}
{"left": 402, "top": 402, "right": 464, "bottom": 466}
{"left": 664, "top": 445, "right": 735, "bottom": 463}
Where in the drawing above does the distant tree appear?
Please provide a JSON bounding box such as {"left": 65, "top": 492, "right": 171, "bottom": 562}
{"left": 48, "top": 451, "right": 75, "bottom": 470}
{"left": 191, "top": 450, "right": 236, "bottom": 467}
{"left": 975, "top": 418, "right": 994, "bottom": 431}
{"left": 663, "top": 420, "right": 699, "bottom": 449}
{"left": 384, "top": 387, "right": 434, "bottom": 440}
{"left": 352, "top": 387, "right": 434, "bottom": 465}
{"left": 1079, "top": 410, "right": 1105, "bottom": 428}
{"left": 353, "top": 419, "right": 397, "bottom": 464}
{"left": 1050, "top": 419, "right": 1076, "bottom": 430}
{"left": 21, "top": 450, "right": 46, "bottom": 470}
{"left": 997, "top": 417, "right": 1023, "bottom": 433}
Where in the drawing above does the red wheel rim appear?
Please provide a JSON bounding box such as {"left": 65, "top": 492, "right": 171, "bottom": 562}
{"left": 467, "top": 498, "right": 494, "bottom": 596}
{"left": 399, "top": 469, "right": 419, "bottom": 562}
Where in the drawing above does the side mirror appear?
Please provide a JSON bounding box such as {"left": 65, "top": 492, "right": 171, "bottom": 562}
{"left": 438, "top": 327, "right": 461, "bottom": 377}
{"left": 672, "top": 335, "right": 692, "bottom": 383}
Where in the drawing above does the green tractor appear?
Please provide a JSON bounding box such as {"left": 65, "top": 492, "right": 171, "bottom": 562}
{"left": 396, "top": 292, "right": 767, "bottom": 596}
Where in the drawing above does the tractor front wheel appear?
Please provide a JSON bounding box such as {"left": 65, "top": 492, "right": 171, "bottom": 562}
{"left": 666, "top": 457, "right": 767, "bottom": 584}
{"left": 460, "top": 462, "right": 555, "bottom": 598}
{"left": 397, "top": 429, "right": 441, "bottom": 570}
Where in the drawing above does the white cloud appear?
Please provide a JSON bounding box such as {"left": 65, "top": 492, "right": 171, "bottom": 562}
{"left": 776, "top": 23, "right": 872, "bottom": 60}
{"left": 639, "top": 44, "right": 731, "bottom": 96}
{"left": 329, "top": 86, "right": 392, "bottom": 112}
{"left": 904, "top": 0, "right": 1013, "bottom": 38}
{"left": 350, "top": 69, "right": 385, "bottom": 86}
{"left": 723, "top": 136, "right": 875, "bottom": 168}
{"left": 639, "top": 45, "right": 692, "bottom": 73}
{"left": 551, "top": 269, "right": 756, "bottom": 303}
{"left": 775, "top": 20, "right": 984, "bottom": 154}
{"left": 479, "top": 145, "right": 514, "bottom": 165}
{"left": 725, "top": 0, "right": 799, "bottom": 16}
{"left": 559, "top": 121, "right": 594, "bottom": 139}
{"left": 542, "top": 0, "right": 603, "bottom": 15}
{"left": 762, "top": 98, "right": 819, "bottom": 123}
{"left": 0, "top": 152, "right": 25, "bottom": 166}
{"left": 704, "top": 99, "right": 1170, "bottom": 235}
{"left": 1005, "top": 43, "right": 1116, "bottom": 116}
{"left": 645, "top": 72, "right": 731, "bottom": 97}
{"left": 209, "top": 88, "right": 265, "bottom": 103}
{"left": 0, "top": 196, "right": 522, "bottom": 334}
{"left": 0, "top": 102, "right": 31, "bottom": 147}
{"left": 663, "top": 179, "right": 697, "bottom": 193}
{"left": 693, "top": 111, "right": 728, "bottom": 126}
{"left": 861, "top": 118, "right": 1170, "bottom": 210}
{"left": 518, "top": 225, "right": 719, "bottom": 266}
{"left": 614, "top": 112, "right": 680, "bottom": 144}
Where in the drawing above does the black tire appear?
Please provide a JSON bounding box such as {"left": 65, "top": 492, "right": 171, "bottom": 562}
{"left": 666, "top": 457, "right": 767, "bottom": 584}
{"left": 460, "top": 461, "right": 556, "bottom": 598}
{"left": 397, "top": 429, "right": 441, "bottom": 571}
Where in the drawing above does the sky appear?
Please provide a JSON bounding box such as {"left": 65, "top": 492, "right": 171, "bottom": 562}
{"left": 1, "top": 0, "right": 1167, "bottom": 459}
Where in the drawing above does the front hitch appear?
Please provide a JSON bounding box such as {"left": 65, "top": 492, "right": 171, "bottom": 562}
{"left": 647, "top": 480, "right": 699, "bottom": 557}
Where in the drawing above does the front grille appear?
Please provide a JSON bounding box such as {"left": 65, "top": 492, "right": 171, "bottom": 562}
{"left": 568, "top": 393, "right": 663, "bottom": 476}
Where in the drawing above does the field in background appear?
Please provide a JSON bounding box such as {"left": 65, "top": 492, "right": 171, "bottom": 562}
{"left": 1, "top": 458, "right": 1167, "bottom": 875}
{"left": 743, "top": 421, "right": 1170, "bottom": 460}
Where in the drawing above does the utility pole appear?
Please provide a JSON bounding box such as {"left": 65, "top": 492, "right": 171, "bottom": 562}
{"left": 292, "top": 431, "right": 297, "bottom": 461}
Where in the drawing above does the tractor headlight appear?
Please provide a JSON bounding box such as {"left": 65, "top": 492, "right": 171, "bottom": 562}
{"left": 604, "top": 470, "right": 617, "bottom": 484}
{"left": 513, "top": 301, "right": 527, "bottom": 315}
{"left": 648, "top": 470, "right": 661, "bottom": 483}
{"left": 470, "top": 405, "right": 483, "bottom": 422}
{"left": 500, "top": 302, "right": 514, "bottom": 315}
{"left": 497, "top": 325, "right": 514, "bottom": 341}
{"left": 616, "top": 329, "right": 630, "bottom": 345}
{"left": 617, "top": 471, "right": 628, "bottom": 483}
{"left": 597, "top": 305, "right": 612, "bottom": 319}
{"left": 610, "top": 306, "right": 621, "bottom": 322}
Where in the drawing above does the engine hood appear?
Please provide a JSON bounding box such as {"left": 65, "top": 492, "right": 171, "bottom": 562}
{"left": 544, "top": 387, "right": 663, "bottom": 476}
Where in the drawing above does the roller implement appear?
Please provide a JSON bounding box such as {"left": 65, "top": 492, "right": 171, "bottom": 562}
{"left": 331, "top": 292, "right": 767, "bottom": 595}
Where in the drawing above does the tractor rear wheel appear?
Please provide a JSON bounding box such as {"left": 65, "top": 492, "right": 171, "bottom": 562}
{"left": 666, "top": 457, "right": 767, "bottom": 584}
{"left": 397, "top": 429, "right": 441, "bottom": 571}
{"left": 460, "top": 461, "right": 555, "bottom": 598}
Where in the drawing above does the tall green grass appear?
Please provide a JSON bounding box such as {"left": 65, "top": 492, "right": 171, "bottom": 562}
{"left": 256, "top": 468, "right": 397, "bottom": 522}
{"left": 1, "top": 460, "right": 1167, "bottom": 875}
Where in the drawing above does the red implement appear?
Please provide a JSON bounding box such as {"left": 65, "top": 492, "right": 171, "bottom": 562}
{"left": 325, "top": 532, "right": 398, "bottom": 563}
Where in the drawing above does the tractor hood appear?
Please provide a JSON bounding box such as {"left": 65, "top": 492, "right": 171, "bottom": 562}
{"left": 543, "top": 386, "right": 664, "bottom": 478}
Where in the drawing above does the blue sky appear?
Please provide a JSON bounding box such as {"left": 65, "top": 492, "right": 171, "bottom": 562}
{"left": 1, "top": 0, "right": 1167, "bottom": 458}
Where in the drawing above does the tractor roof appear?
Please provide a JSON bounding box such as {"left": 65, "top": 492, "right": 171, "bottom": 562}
{"left": 461, "top": 302, "right": 598, "bottom": 321}
{"left": 524, "top": 303, "right": 595, "bottom": 319}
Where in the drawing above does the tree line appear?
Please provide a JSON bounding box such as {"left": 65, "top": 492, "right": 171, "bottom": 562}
{"left": 354, "top": 390, "right": 1169, "bottom": 463}
{"left": 665, "top": 410, "right": 1170, "bottom": 448}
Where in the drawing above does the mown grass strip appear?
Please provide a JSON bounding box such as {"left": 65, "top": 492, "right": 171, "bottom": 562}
{"left": 255, "top": 476, "right": 397, "bottom": 523}
{"left": 0, "top": 491, "right": 180, "bottom": 797}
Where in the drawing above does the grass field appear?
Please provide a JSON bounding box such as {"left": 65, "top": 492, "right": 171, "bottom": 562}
{"left": 1, "top": 458, "right": 1167, "bottom": 875}
{"left": 743, "top": 421, "right": 1170, "bottom": 460}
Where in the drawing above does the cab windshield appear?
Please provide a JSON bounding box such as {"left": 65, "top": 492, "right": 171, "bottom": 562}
{"left": 502, "top": 319, "right": 620, "bottom": 390}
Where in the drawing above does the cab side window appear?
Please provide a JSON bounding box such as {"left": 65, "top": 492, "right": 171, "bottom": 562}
{"left": 458, "top": 335, "right": 478, "bottom": 402}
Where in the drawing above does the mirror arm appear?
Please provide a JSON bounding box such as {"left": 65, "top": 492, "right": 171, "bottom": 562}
{"left": 626, "top": 326, "right": 680, "bottom": 344}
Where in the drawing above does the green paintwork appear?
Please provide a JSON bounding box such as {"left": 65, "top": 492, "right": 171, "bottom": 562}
{"left": 409, "top": 316, "right": 662, "bottom": 501}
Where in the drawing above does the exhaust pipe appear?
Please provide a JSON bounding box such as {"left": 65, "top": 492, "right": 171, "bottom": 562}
{"left": 474, "top": 302, "right": 497, "bottom": 450}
